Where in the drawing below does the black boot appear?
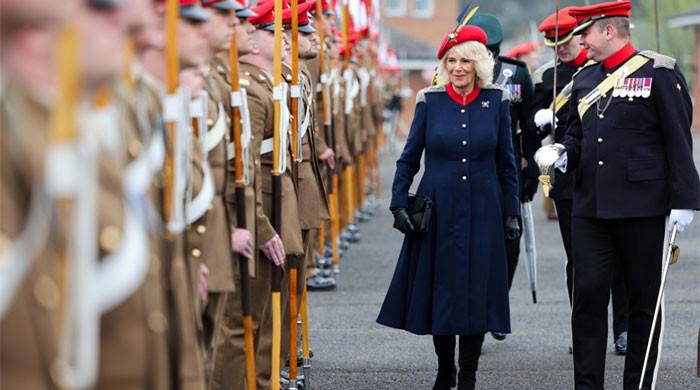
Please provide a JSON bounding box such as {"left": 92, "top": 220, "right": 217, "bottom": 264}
{"left": 458, "top": 334, "right": 484, "bottom": 390}
{"left": 432, "top": 335, "right": 457, "bottom": 390}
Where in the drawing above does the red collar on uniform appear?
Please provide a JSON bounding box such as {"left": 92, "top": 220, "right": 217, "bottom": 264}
{"left": 603, "top": 43, "right": 636, "bottom": 69}
{"left": 446, "top": 83, "right": 481, "bottom": 106}
{"left": 564, "top": 48, "right": 588, "bottom": 67}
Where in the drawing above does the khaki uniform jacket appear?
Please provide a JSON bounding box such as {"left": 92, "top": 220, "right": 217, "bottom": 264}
{"left": 94, "top": 78, "right": 173, "bottom": 390}
{"left": 134, "top": 70, "right": 207, "bottom": 390}
{"left": 305, "top": 55, "right": 331, "bottom": 156}
{"left": 297, "top": 65, "right": 329, "bottom": 228}
{"left": 239, "top": 62, "right": 303, "bottom": 256}
{"left": 349, "top": 68, "right": 364, "bottom": 157}
{"left": 184, "top": 65, "right": 236, "bottom": 293}
{"left": 0, "top": 81, "right": 63, "bottom": 390}
{"left": 332, "top": 71, "right": 352, "bottom": 167}
{"left": 213, "top": 57, "right": 260, "bottom": 277}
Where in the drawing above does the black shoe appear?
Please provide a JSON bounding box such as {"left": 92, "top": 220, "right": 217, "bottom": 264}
{"left": 614, "top": 331, "right": 627, "bottom": 356}
{"left": 306, "top": 275, "right": 337, "bottom": 291}
{"left": 490, "top": 332, "right": 506, "bottom": 341}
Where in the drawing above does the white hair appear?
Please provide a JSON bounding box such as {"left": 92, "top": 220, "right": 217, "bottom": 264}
{"left": 437, "top": 41, "right": 494, "bottom": 88}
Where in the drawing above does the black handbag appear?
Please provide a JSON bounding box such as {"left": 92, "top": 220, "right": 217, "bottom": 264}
{"left": 407, "top": 194, "right": 433, "bottom": 233}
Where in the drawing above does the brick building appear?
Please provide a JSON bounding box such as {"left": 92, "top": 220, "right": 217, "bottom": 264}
{"left": 380, "top": 0, "right": 460, "bottom": 133}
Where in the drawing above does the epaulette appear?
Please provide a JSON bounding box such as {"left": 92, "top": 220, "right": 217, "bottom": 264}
{"left": 533, "top": 60, "right": 555, "bottom": 85}
{"left": 481, "top": 83, "right": 509, "bottom": 101}
{"left": 571, "top": 60, "right": 597, "bottom": 79}
{"left": 498, "top": 56, "right": 527, "bottom": 69}
{"left": 639, "top": 50, "right": 676, "bottom": 70}
{"left": 416, "top": 84, "right": 445, "bottom": 104}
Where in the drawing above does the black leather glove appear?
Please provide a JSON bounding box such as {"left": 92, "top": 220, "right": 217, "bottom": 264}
{"left": 520, "top": 178, "right": 539, "bottom": 202}
{"left": 504, "top": 216, "right": 521, "bottom": 241}
{"left": 392, "top": 208, "right": 415, "bottom": 235}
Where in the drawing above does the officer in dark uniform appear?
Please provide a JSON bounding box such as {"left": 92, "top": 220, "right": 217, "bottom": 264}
{"left": 535, "top": 1, "right": 699, "bottom": 389}
{"left": 469, "top": 13, "right": 536, "bottom": 341}
{"left": 529, "top": 7, "right": 628, "bottom": 355}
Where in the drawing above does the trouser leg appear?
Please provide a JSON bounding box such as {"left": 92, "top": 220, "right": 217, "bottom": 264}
{"left": 611, "top": 259, "right": 629, "bottom": 340}
{"left": 572, "top": 217, "right": 616, "bottom": 390}
{"left": 554, "top": 199, "right": 574, "bottom": 306}
{"left": 612, "top": 218, "right": 664, "bottom": 390}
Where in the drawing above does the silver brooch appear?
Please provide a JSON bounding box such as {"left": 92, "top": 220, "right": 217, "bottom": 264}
{"left": 481, "top": 101, "right": 490, "bottom": 108}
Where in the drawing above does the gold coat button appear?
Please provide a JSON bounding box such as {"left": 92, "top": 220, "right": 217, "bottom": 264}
{"left": 196, "top": 225, "right": 207, "bottom": 234}
{"left": 34, "top": 275, "right": 59, "bottom": 310}
{"left": 598, "top": 161, "right": 604, "bottom": 166}
{"left": 462, "top": 140, "right": 467, "bottom": 145}
{"left": 207, "top": 203, "right": 214, "bottom": 211}
{"left": 461, "top": 124, "right": 467, "bottom": 128}
{"left": 192, "top": 248, "right": 202, "bottom": 258}
{"left": 460, "top": 109, "right": 466, "bottom": 113}
{"left": 148, "top": 311, "right": 169, "bottom": 333}
{"left": 128, "top": 140, "right": 143, "bottom": 158}
{"left": 597, "top": 137, "right": 603, "bottom": 143}
{"left": 462, "top": 176, "right": 468, "bottom": 181}
{"left": 100, "top": 226, "right": 122, "bottom": 252}
{"left": 207, "top": 118, "right": 214, "bottom": 126}
{"left": 461, "top": 158, "right": 467, "bottom": 163}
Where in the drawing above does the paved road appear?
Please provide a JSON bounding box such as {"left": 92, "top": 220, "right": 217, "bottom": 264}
{"left": 307, "top": 139, "right": 700, "bottom": 390}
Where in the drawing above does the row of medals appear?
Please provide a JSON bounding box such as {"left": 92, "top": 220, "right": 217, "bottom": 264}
{"left": 612, "top": 77, "right": 652, "bottom": 100}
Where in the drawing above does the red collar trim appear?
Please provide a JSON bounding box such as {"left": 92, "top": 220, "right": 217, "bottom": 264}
{"left": 446, "top": 83, "right": 481, "bottom": 106}
{"left": 564, "top": 49, "right": 588, "bottom": 68}
{"left": 603, "top": 43, "right": 636, "bottom": 69}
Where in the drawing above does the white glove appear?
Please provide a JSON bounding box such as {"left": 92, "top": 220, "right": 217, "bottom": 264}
{"left": 534, "top": 143, "right": 566, "bottom": 173}
{"left": 534, "top": 108, "right": 557, "bottom": 129}
{"left": 668, "top": 209, "right": 695, "bottom": 233}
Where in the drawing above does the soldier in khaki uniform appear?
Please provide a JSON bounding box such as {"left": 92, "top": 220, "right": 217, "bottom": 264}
{"left": 241, "top": 1, "right": 305, "bottom": 387}
{"left": 186, "top": 2, "right": 258, "bottom": 378}
{"left": 0, "top": 2, "right": 72, "bottom": 387}
{"left": 208, "top": 2, "right": 265, "bottom": 389}
{"left": 96, "top": 1, "right": 175, "bottom": 389}
{"left": 138, "top": 1, "right": 216, "bottom": 389}
{"left": 277, "top": 3, "right": 331, "bottom": 371}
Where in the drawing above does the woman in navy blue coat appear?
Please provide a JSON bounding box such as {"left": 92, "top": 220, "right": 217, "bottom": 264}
{"left": 376, "top": 25, "right": 521, "bottom": 390}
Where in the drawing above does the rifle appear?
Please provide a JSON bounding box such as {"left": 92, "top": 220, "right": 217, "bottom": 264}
{"left": 271, "top": 1, "right": 284, "bottom": 389}
{"left": 229, "top": 20, "right": 258, "bottom": 390}
{"left": 288, "top": 1, "right": 301, "bottom": 388}
{"left": 316, "top": 0, "right": 340, "bottom": 273}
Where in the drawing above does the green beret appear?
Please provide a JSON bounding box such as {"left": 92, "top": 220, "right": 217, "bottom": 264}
{"left": 468, "top": 13, "right": 503, "bottom": 48}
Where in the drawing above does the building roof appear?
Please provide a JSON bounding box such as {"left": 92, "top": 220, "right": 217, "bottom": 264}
{"left": 669, "top": 7, "right": 700, "bottom": 28}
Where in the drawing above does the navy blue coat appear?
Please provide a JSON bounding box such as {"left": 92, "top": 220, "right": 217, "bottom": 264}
{"left": 562, "top": 47, "right": 700, "bottom": 218}
{"left": 377, "top": 83, "right": 520, "bottom": 336}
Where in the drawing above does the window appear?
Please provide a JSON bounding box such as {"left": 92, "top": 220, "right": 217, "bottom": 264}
{"left": 384, "top": 0, "right": 406, "bottom": 17}
{"left": 411, "top": 0, "right": 434, "bottom": 18}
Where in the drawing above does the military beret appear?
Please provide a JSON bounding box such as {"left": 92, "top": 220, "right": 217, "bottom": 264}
{"left": 467, "top": 13, "right": 502, "bottom": 48}
{"left": 88, "top": 0, "right": 122, "bottom": 7}
{"left": 202, "top": 0, "right": 242, "bottom": 11}
{"left": 539, "top": 7, "right": 578, "bottom": 47}
{"left": 437, "top": 25, "right": 488, "bottom": 60}
{"left": 248, "top": 0, "right": 276, "bottom": 31}
{"left": 233, "top": 0, "right": 257, "bottom": 18}
{"left": 570, "top": 0, "right": 632, "bottom": 35}
{"left": 176, "top": 0, "right": 209, "bottom": 22}
{"left": 282, "top": 0, "right": 316, "bottom": 34}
